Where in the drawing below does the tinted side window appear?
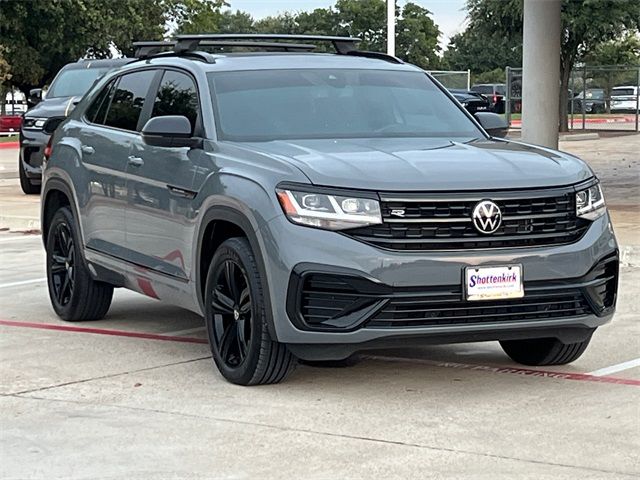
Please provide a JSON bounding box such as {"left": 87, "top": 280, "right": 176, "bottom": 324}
{"left": 104, "top": 70, "right": 156, "bottom": 131}
{"left": 151, "top": 70, "right": 199, "bottom": 133}
{"left": 86, "top": 80, "right": 115, "bottom": 125}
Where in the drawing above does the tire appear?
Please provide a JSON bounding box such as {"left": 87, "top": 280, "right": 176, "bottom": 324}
{"left": 204, "top": 237, "right": 296, "bottom": 385}
{"left": 19, "top": 159, "right": 40, "bottom": 194}
{"left": 499, "top": 336, "right": 592, "bottom": 366}
{"left": 46, "top": 206, "right": 113, "bottom": 321}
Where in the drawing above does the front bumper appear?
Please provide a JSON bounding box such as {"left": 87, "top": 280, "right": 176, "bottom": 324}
{"left": 259, "top": 212, "right": 618, "bottom": 355}
{"left": 19, "top": 128, "right": 50, "bottom": 180}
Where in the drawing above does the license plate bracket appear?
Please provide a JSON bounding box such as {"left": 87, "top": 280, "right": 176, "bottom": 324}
{"left": 465, "top": 265, "right": 524, "bottom": 301}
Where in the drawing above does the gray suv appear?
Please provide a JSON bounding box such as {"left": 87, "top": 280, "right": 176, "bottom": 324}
{"left": 41, "top": 35, "right": 619, "bottom": 385}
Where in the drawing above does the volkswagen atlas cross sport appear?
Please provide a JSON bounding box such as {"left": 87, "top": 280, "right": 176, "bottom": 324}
{"left": 41, "top": 35, "right": 619, "bottom": 385}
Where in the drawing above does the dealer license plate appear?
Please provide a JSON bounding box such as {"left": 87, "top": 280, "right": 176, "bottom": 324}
{"left": 465, "top": 265, "right": 524, "bottom": 301}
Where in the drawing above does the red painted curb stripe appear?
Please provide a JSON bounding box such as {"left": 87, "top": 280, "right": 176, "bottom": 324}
{"left": 2, "top": 319, "right": 638, "bottom": 386}
{"left": 0, "top": 142, "right": 19, "bottom": 149}
{"left": 365, "top": 355, "right": 640, "bottom": 387}
{"left": 0, "top": 319, "right": 208, "bottom": 345}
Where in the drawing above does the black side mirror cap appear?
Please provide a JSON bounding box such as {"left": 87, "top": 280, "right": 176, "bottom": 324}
{"left": 474, "top": 112, "right": 509, "bottom": 138}
{"left": 42, "top": 116, "right": 66, "bottom": 135}
{"left": 141, "top": 115, "right": 199, "bottom": 148}
{"left": 28, "top": 88, "right": 43, "bottom": 106}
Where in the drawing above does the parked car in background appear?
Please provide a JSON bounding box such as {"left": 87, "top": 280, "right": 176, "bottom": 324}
{"left": 448, "top": 89, "right": 491, "bottom": 114}
{"left": 471, "top": 83, "right": 506, "bottom": 113}
{"left": 610, "top": 86, "right": 639, "bottom": 113}
{"left": 0, "top": 114, "right": 23, "bottom": 133}
{"left": 571, "top": 88, "right": 606, "bottom": 114}
{"left": 19, "top": 58, "right": 130, "bottom": 194}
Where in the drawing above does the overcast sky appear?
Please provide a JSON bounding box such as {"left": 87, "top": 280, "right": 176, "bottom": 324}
{"left": 225, "top": 0, "right": 468, "bottom": 49}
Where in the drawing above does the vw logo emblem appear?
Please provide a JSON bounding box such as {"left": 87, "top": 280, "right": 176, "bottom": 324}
{"left": 472, "top": 200, "right": 502, "bottom": 234}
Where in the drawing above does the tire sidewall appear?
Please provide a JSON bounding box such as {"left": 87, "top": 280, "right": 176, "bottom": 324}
{"left": 204, "top": 238, "right": 266, "bottom": 385}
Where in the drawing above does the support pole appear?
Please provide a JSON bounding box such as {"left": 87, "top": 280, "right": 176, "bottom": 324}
{"left": 521, "top": 0, "right": 561, "bottom": 148}
{"left": 387, "top": 0, "right": 395, "bottom": 56}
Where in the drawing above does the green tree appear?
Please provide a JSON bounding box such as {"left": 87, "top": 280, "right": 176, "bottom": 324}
{"left": 0, "top": 0, "right": 166, "bottom": 95}
{"left": 396, "top": 2, "right": 441, "bottom": 69}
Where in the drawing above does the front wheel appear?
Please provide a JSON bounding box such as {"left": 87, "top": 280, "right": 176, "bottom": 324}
{"left": 500, "top": 336, "right": 592, "bottom": 366}
{"left": 204, "top": 237, "right": 296, "bottom": 385}
{"left": 19, "top": 159, "right": 40, "bottom": 194}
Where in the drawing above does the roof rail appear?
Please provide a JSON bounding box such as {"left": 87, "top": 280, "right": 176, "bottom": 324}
{"left": 174, "top": 34, "right": 360, "bottom": 55}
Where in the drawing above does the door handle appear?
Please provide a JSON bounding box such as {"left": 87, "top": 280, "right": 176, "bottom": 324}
{"left": 127, "top": 155, "right": 144, "bottom": 167}
{"left": 81, "top": 145, "right": 95, "bottom": 155}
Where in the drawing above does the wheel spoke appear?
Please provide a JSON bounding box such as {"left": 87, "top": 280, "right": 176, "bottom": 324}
{"left": 52, "top": 254, "right": 67, "bottom": 266}
{"left": 238, "top": 288, "right": 251, "bottom": 314}
{"left": 219, "top": 322, "right": 238, "bottom": 364}
{"left": 58, "top": 275, "right": 70, "bottom": 304}
{"left": 236, "top": 318, "right": 247, "bottom": 360}
{"left": 51, "top": 262, "right": 66, "bottom": 273}
{"left": 212, "top": 288, "right": 235, "bottom": 313}
{"left": 224, "top": 261, "right": 239, "bottom": 303}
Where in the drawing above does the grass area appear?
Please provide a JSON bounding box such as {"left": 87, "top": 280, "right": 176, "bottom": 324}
{"left": 0, "top": 134, "right": 18, "bottom": 143}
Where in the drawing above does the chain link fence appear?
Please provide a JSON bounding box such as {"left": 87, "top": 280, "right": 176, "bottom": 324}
{"left": 505, "top": 65, "right": 640, "bottom": 132}
{"left": 426, "top": 70, "right": 470, "bottom": 90}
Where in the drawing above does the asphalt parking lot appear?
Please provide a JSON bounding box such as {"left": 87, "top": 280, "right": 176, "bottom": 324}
{"left": 1, "top": 135, "right": 639, "bottom": 479}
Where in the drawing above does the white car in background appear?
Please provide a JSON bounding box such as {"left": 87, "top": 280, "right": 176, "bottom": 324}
{"left": 610, "top": 86, "right": 639, "bottom": 113}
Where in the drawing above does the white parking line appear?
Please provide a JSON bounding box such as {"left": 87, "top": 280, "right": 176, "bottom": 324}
{"left": 588, "top": 358, "right": 640, "bottom": 377}
{"left": 0, "top": 235, "right": 40, "bottom": 242}
{"left": 163, "top": 326, "right": 206, "bottom": 336}
{"left": 0, "top": 277, "right": 47, "bottom": 289}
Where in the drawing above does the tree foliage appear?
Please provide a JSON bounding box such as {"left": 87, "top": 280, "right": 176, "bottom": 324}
{"left": 0, "top": 0, "right": 226, "bottom": 94}
{"left": 194, "top": 0, "right": 441, "bottom": 68}
{"left": 443, "top": 0, "right": 640, "bottom": 130}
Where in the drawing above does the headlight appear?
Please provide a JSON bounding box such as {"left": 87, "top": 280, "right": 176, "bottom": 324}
{"left": 576, "top": 182, "right": 606, "bottom": 220}
{"left": 276, "top": 188, "right": 382, "bottom": 230}
{"left": 23, "top": 117, "right": 47, "bottom": 129}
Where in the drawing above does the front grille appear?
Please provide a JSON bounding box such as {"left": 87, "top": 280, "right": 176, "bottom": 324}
{"left": 290, "top": 254, "right": 618, "bottom": 332}
{"left": 344, "top": 188, "right": 591, "bottom": 250}
{"left": 367, "top": 287, "right": 591, "bottom": 328}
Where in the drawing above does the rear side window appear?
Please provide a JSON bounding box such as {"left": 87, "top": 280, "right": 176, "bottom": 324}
{"left": 104, "top": 70, "right": 156, "bottom": 131}
{"left": 495, "top": 85, "right": 506, "bottom": 95}
{"left": 471, "top": 85, "right": 493, "bottom": 95}
{"left": 151, "top": 70, "right": 199, "bottom": 134}
{"left": 612, "top": 88, "right": 635, "bottom": 96}
{"left": 86, "top": 80, "right": 115, "bottom": 125}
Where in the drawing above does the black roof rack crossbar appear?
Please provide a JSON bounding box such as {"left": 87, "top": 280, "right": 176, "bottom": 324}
{"left": 345, "top": 50, "right": 404, "bottom": 64}
{"left": 201, "top": 41, "right": 317, "bottom": 51}
{"left": 174, "top": 34, "right": 359, "bottom": 55}
{"left": 133, "top": 41, "right": 176, "bottom": 58}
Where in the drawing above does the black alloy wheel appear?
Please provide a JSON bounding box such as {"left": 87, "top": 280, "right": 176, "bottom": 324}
{"left": 211, "top": 259, "right": 252, "bottom": 368}
{"left": 50, "top": 221, "right": 75, "bottom": 307}
{"left": 204, "top": 237, "right": 296, "bottom": 385}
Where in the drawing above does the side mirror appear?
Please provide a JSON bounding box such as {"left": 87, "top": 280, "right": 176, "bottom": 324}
{"left": 474, "top": 112, "right": 509, "bottom": 138}
{"left": 28, "top": 88, "right": 43, "bottom": 106}
{"left": 42, "top": 116, "right": 66, "bottom": 135}
{"left": 141, "top": 115, "right": 197, "bottom": 148}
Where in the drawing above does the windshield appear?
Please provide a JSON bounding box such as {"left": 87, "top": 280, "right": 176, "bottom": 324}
{"left": 47, "top": 67, "right": 111, "bottom": 98}
{"left": 209, "top": 69, "right": 483, "bottom": 142}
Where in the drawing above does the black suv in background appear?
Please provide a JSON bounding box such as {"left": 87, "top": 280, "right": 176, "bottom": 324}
{"left": 448, "top": 89, "right": 491, "bottom": 114}
{"left": 20, "top": 58, "right": 129, "bottom": 194}
{"left": 471, "top": 83, "right": 506, "bottom": 113}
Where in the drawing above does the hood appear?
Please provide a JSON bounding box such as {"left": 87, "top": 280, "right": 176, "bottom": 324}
{"left": 234, "top": 137, "right": 593, "bottom": 191}
{"left": 25, "top": 95, "right": 77, "bottom": 119}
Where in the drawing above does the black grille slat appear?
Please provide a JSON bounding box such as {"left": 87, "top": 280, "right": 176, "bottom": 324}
{"left": 368, "top": 288, "right": 592, "bottom": 328}
{"left": 347, "top": 189, "right": 589, "bottom": 250}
